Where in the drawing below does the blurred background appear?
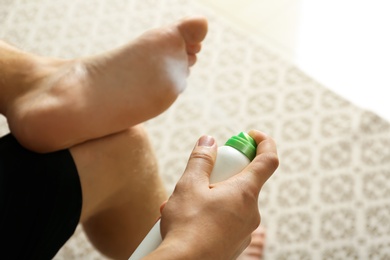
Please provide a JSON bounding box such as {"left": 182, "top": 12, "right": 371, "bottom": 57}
{"left": 201, "top": 0, "right": 390, "bottom": 121}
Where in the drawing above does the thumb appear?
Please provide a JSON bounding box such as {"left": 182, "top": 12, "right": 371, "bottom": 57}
{"left": 178, "top": 135, "right": 217, "bottom": 187}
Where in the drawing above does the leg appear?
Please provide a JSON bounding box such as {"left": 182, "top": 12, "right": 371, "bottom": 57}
{"left": 0, "top": 134, "right": 82, "bottom": 260}
{"left": 2, "top": 16, "right": 208, "bottom": 153}
{"left": 70, "top": 125, "right": 167, "bottom": 259}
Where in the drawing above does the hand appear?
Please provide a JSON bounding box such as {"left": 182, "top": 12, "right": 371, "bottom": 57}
{"left": 158, "top": 130, "right": 278, "bottom": 259}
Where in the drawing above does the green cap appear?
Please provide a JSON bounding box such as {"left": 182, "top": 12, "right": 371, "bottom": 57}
{"left": 225, "top": 132, "right": 257, "bottom": 161}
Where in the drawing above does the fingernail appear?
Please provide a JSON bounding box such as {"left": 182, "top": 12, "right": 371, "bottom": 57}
{"left": 198, "top": 135, "right": 215, "bottom": 147}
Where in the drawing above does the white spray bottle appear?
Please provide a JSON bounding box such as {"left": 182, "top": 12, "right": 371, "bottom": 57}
{"left": 129, "top": 132, "right": 257, "bottom": 260}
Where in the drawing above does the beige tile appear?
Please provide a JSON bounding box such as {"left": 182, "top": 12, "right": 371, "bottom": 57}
{"left": 198, "top": 0, "right": 301, "bottom": 59}
{"left": 197, "top": 0, "right": 291, "bottom": 29}
{"left": 197, "top": 0, "right": 390, "bottom": 121}
{"left": 254, "top": 0, "right": 302, "bottom": 59}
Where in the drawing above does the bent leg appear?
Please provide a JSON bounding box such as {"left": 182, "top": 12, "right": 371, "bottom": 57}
{"left": 0, "top": 134, "right": 82, "bottom": 259}
{"left": 70, "top": 125, "right": 167, "bottom": 259}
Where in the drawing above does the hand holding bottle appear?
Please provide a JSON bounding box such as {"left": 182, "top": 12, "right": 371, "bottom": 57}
{"left": 141, "top": 130, "right": 278, "bottom": 260}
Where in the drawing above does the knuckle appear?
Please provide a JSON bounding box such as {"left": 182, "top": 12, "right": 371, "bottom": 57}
{"left": 260, "top": 152, "right": 279, "bottom": 170}
{"left": 189, "top": 150, "right": 214, "bottom": 166}
{"left": 246, "top": 210, "right": 261, "bottom": 232}
{"left": 253, "top": 213, "right": 261, "bottom": 229}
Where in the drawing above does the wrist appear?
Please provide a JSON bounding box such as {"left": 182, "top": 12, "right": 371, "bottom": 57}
{"left": 142, "top": 234, "right": 214, "bottom": 260}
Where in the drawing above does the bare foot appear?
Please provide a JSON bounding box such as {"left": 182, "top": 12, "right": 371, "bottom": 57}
{"left": 6, "top": 16, "right": 208, "bottom": 152}
{"left": 237, "top": 226, "right": 266, "bottom": 260}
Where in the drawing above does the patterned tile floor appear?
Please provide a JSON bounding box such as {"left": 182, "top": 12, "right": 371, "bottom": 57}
{"left": 200, "top": 0, "right": 390, "bottom": 122}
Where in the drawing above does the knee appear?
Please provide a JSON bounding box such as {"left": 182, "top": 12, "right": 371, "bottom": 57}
{"left": 107, "top": 125, "right": 162, "bottom": 204}
{"left": 119, "top": 124, "right": 153, "bottom": 153}
{"left": 113, "top": 124, "right": 158, "bottom": 177}
{"left": 124, "top": 124, "right": 148, "bottom": 140}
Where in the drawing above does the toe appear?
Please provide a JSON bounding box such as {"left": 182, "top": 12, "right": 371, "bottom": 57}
{"left": 177, "top": 16, "right": 208, "bottom": 45}
{"left": 187, "top": 43, "right": 202, "bottom": 55}
{"left": 188, "top": 54, "right": 197, "bottom": 67}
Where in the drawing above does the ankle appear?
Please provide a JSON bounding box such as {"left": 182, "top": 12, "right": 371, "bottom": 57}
{"left": 0, "top": 49, "right": 53, "bottom": 115}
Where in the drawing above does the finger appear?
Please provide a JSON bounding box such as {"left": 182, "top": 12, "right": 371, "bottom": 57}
{"left": 178, "top": 135, "right": 217, "bottom": 187}
{"left": 248, "top": 130, "right": 274, "bottom": 153}
{"left": 248, "top": 136, "right": 278, "bottom": 186}
{"left": 252, "top": 131, "right": 278, "bottom": 158}
{"left": 236, "top": 130, "right": 279, "bottom": 194}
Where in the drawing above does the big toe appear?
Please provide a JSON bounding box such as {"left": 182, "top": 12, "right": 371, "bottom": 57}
{"left": 177, "top": 16, "right": 208, "bottom": 45}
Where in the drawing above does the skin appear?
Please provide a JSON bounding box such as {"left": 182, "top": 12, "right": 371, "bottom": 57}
{"left": 145, "top": 130, "right": 278, "bottom": 259}
{"left": 1, "top": 16, "right": 276, "bottom": 259}
{"left": 69, "top": 125, "right": 167, "bottom": 259}
{"left": 68, "top": 127, "right": 275, "bottom": 260}
{"left": 237, "top": 226, "right": 266, "bottom": 260}
{"left": 0, "top": 16, "right": 208, "bottom": 153}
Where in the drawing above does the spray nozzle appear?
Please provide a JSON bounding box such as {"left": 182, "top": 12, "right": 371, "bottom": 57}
{"left": 225, "top": 132, "right": 257, "bottom": 161}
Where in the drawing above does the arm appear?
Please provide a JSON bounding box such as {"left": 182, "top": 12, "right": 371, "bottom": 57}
{"left": 144, "top": 130, "right": 278, "bottom": 259}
